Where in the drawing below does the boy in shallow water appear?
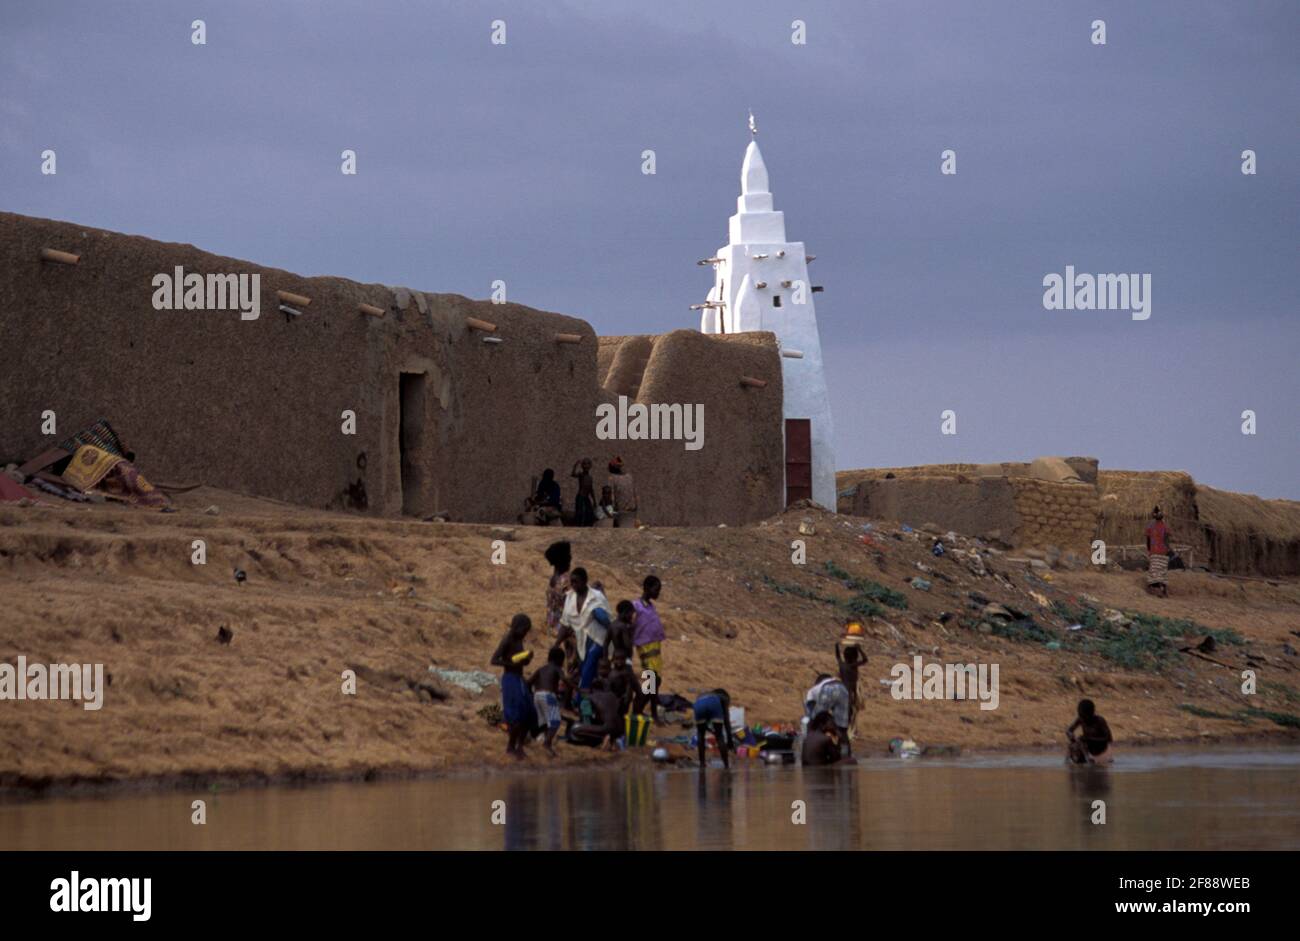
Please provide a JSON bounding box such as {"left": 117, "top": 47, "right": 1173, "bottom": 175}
{"left": 1066, "top": 698, "right": 1114, "bottom": 765}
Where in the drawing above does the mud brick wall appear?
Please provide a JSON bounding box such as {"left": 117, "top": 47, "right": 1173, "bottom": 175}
{"left": 1009, "top": 478, "right": 1099, "bottom": 551}
{"left": 0, "top": 212, "right": 783, "bottom": 525}
{"left": 844, "top": 475, "right": 1020, "bottom": 541}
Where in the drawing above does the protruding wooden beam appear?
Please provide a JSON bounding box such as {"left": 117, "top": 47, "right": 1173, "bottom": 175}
{"left": 466, "top": 317, "right": 497, "bottom": 333}
{"left": 40, "top": 248, "right": 79, "bottom": 265}
{"left": 277, "top": 290, "right": 312, "bottom": 308}
{"left": 555, "top": 333, "right": 583, "bottom": 344}
{"left": 740, "top": 376, "right": 768, "bottom": 388}
{"left": 358, "top": 303, "right": 385, "bottom": 317}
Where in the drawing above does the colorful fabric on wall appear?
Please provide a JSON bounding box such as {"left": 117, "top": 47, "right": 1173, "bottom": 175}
{"left": 62, "top": 444, "right": 123, "bottom": 492}
{"left": 99, "top": 462, "right": 170, "bottom": 508}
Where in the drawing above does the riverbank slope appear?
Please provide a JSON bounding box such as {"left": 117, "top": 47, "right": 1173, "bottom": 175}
{"left": 2, "top": 489, "right": 1297, "bottom": 794}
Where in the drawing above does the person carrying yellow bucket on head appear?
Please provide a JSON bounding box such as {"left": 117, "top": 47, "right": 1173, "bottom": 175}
{"left": 835, "top": 621, "right": 867, "bottom": 745}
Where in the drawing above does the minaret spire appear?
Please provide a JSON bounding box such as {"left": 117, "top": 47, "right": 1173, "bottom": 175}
{"left": 695, "top": 122, "right": 838, "bottom": 512}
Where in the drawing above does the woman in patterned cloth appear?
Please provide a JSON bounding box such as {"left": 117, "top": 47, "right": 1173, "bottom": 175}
{"left": 1145, "top": 506, "right": 1172, "bottom": 598}
{"left": 544, "top": 541, "right": 572, "bottom": 635}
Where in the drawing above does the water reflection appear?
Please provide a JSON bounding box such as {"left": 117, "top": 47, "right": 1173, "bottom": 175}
{"left": 2, "top": 748, "right": 1298, "bottom": 851}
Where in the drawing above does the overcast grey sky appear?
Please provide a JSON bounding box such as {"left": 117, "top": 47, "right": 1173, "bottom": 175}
{"left": 3, "top": 1, "right": 1296, "bottom": 497}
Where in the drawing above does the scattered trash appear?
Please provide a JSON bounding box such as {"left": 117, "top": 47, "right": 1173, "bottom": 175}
{"left": 909, "top": 577, "right": 931, "bottom": 591}
{"left": 1102, "top": 609, "right": 1133, "bottom": 628}
{"left": 1044, "top": 640, "right": 1062, "bottom": 650}
{"left": 889, "top": 737, "right": 922, "bottom": 758}
{"left": 1067, "top": 623, "right": 1084, "bottom": 631}
{"left": 651, "top": 746, "right": 671, "bottom": 762}
{"left": 429, "top": 667, "right": 497, "bottom": 694}
{"left": 0, "top": 476, "right": 37, "bottom": 504}
{"left": 1028, "top": 590, "right": 1050, "bottom": 608}
{"left": 31, "top": 478, "right": 89, "bottom": 502}
{"left": 204, "top": 505, "right": 220, "bottom": 515}
{"left": 625, "top": 713, "right": 651, "bottom": 746}
{"left": 798, "top": 518, "right": 816, "bottom": 536}
{"left": 901, "top": 524, "right": 913, "bottom": 533}
{"left": 931, "top": 541, "right": 945, "bottom": 557}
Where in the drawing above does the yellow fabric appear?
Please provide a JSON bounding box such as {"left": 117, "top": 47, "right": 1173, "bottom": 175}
{"left": 62, "top": 444, "right": 123, "bottom": 492}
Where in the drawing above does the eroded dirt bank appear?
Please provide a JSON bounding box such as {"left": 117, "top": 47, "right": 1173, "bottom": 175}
{"left": 2, "top": 488, "right": 1297, "bottom": 795}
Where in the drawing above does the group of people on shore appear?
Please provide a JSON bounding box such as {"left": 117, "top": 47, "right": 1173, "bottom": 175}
{"left": 529, "top": 457, "right": 639, "bottom": 528}
{"left": 490, "top": 544, "right": 1118, "bottom": 768}
{"left": 490, "top": 540, "right": 664, "bottom": 759}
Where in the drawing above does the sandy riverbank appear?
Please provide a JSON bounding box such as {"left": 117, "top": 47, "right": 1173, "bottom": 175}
{"left": 2, "top": 489, "right": 1298, "bottom": 795}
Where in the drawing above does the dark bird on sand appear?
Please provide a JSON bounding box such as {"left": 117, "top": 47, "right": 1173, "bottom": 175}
{"left": 217, "top": 625, "right": 233, "bottom": 645}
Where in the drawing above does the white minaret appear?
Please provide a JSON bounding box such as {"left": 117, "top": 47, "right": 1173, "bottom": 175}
{"left": 697, "top": 116, "right": 837, "bottom": 510}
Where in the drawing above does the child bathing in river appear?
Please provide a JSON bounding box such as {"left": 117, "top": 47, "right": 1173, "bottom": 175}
{"left": 1066, "top": 698, "right": 1114, "bottom": 765}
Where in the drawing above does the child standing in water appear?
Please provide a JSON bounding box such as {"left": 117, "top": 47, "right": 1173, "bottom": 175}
{"left": 1067, "top": 699, "right": 1114, "bottom": 765}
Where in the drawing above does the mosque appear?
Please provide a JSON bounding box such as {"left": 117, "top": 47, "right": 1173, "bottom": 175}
{"left": 0, "top": 121, "right": 838, "bottom": 525}
{"left": 696, "top": 117, "right": 838, "bottom": 510}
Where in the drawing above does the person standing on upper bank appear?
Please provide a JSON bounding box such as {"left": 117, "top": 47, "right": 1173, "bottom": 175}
{"left": 571, "top": 458, "right": 595, "bottom": 527}
{"left": 1145, "top": 506, "right": 1173, "bottom": 598}
{"left": 608, "top": 457, "right": 638, "bottom": 528}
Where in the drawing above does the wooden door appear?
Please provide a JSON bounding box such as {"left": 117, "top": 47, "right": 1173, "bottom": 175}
{"left": 785, "top": 418, "right": 812, "bottom": 505}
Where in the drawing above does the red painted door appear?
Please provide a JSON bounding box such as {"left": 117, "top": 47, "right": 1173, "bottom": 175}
{"left": 785, "top": 418, "right": 812, "bottom": 505}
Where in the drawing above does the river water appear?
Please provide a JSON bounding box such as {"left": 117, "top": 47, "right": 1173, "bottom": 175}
{"left": 3, "top": 747, "right": 1298, "bottom": 851}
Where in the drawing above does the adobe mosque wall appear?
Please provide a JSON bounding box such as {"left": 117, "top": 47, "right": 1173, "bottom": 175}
{"left": 0, "top": 212, "right": 783, "bottom": 525}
